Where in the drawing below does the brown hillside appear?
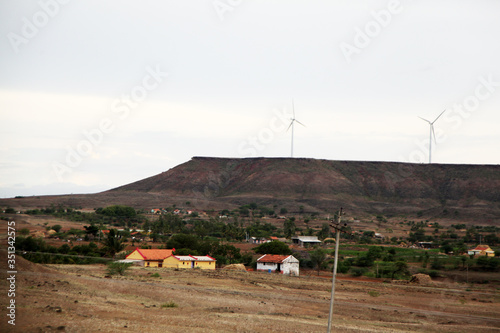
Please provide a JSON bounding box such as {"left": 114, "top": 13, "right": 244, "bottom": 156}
{"left": 2, "top": 157, "right": 500, "bottom": 222}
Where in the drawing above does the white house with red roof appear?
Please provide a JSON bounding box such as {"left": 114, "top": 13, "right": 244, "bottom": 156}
{"left": 256, "top": 254, "right": 299, "bottom": 276}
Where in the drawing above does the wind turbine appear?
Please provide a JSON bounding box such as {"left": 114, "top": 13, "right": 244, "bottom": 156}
{"left": 287, "top": 100, "right": 305, "bottom": 157}
{"left": 419, "top": 109, "right": 446, "bottom": 164}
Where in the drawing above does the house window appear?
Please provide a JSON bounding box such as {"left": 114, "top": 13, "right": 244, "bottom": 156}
{"left": 146, "top": 262, "right": 150, "bottom": 266}
{"left": 158, "top": 263, "right": 162, "bottom": 268}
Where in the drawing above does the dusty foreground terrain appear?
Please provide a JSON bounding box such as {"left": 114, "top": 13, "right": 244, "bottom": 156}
{"left": 1, "top": 257, "right": 499, "bottom": 333}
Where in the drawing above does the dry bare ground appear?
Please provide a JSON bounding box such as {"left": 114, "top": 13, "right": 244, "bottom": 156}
{"left": 1, "top": 255, "right": 499, "bottom": 333}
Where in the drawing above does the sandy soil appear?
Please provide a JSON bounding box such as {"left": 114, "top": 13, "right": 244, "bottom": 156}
{"left": 0, "top": 255, "right": 499, "bottom": 333}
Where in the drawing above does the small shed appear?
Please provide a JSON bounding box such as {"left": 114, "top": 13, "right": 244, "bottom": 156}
{"left": 291, "top": 236, "right": 322, "bottom": 247}
{"left": 256, "top": 254, "right": 299, "bottom": 276}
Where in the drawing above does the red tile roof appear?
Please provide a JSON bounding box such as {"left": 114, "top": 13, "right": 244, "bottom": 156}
{"left": 472, "top": 245, "right": 493, "bottom": 251}
{"left": 129, "top": 248, "right": 174, "bottom": 261}
{"left": 257, "top": 254, "right": 291, "bottom": 264}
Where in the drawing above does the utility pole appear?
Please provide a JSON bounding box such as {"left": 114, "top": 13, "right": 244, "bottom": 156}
{"left": 327, "top": 208, "right": 348, "bottom": 333}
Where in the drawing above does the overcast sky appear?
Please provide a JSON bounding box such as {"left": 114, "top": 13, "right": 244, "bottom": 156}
{"left": 1, "top": 0, "right": 499, "bottom": 198}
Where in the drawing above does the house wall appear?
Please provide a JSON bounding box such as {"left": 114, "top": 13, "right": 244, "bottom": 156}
{"left": 194, "top": 261, "right": 216, "bottom": 270}
{"left": 144, "top": 260, "right": 162, "bottom": 268}
{"left": 257, "top": 262, "right": 278, "bottom": 272}
{"left": 126, "top": 250, "right": 144, "bottom": 260}
{"left": 163, "top": 256, "right": 180, "bottom": 268}
{"left": 282, "top": 262, "right": 299, "bottom": 276}
{"left": 163, "top": 257, "right": 193, "bottom": 269}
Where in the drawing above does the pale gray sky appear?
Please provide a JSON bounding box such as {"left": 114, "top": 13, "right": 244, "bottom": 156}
{"left": 1, "top": 0, "right": 499, "bottom": 198}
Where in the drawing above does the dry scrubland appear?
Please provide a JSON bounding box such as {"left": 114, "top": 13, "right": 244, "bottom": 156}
{"left": 1, "top": 255, "right": 499, "bottom": 333}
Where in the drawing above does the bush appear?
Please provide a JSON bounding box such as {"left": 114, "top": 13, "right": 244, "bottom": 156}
{"left": 351, "top": 267, "right": 367, "bottom": 277}
{"left": 161, "top": 301, "right": 178, "bottom": 308}
{"left": 428, "top": 270, "right": 440, "bottom": 278}
{"left": 107, "top": 262, "right": 132, "bottom": 276}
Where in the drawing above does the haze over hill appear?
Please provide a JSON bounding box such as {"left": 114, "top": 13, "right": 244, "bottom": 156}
{"left": 4, "top": 157, "right": 499, "bottom": 223}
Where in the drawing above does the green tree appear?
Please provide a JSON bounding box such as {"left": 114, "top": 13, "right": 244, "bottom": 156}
{"left": 166, "top": 234, "right": 199, "bottom": 252}
{"left": 317, "top": 223, "right": 331, "bottom": 240}
{"left": 283, "top": 219, "right": 296, "bottom": 238}
{"left": 391, "top": 260, "right": 410, "bottom": 280}
{"left": 102, "top": 229, "right": 125, "bottom": 258}
{"left": 97, "top": 205, "right": 136, "bottom": 218}
{"left": 310, "top": 248, "right": 327, "bottom": 276}
{"left": 254, "top": 241, "right": 292, "bottom": 255}
{"left": 51, "top": 224, "right": 62, "bottom": 233}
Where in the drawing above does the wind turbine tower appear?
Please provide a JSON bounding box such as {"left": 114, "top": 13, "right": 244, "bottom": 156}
{"left": 419, "top": 109, "right": 446, "bottom": 163}
{"left": 287, "top": 100, "right": 305, "bottom": 157}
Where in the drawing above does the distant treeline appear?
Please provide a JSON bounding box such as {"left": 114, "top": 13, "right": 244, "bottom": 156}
{"left": 24, "top": 205, "right": 146, "bottom": 227}
{"left": 16, "top": 236, "right": 107, "bottom": 265}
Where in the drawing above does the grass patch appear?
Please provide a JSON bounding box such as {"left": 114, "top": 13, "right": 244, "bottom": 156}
{"left": 161, "top": 301, "right": 178, "bottom": 308}
{"left": 368, "top": 291, "right": 380, "bottom": 297}
{"left": 107, "top": 262, "right": 132, "bottom": 276}
{"left": 151, "top": 273, "right": 160, "bottom": 278}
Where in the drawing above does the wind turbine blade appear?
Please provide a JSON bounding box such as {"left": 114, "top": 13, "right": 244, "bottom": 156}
{"left": 418, "top": 116, "right": 431, "bottom": 124}
{"left": 431, "top": 125, "right": 437, "bottom": 144}
{"left": 295, "top": 119, "right": 306, "bottom": 127}
{"left": 286, "top": 121, "right": 293, "bottom": 132}
{"left": 432, "top": 109, "right": 446, "bottom": 124}
{"left": 292, "top": 99, "right": 296, "bottom": 119}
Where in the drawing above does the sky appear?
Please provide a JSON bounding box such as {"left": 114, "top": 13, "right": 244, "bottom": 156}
{"left": 1, "top": 0, "right": 499, "bottom": 198}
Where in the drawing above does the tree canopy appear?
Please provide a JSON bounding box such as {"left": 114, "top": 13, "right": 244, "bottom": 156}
{"left": 254, "top": 241, "right": 292, "bottom": 255}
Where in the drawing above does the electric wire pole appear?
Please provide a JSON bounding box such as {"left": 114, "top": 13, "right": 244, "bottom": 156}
{"left": 327, "top": 208, "right": 348, "bottom": 333}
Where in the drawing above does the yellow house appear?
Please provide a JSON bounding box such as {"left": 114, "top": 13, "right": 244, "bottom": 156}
{"left": 163, "top": 255, "right": 216, "bottom": 270}
{"left": 468, "top": 245, "right": 495, "bottom": 257}
{"left": 125, "top": 248, "right": 175, "bottom": 267}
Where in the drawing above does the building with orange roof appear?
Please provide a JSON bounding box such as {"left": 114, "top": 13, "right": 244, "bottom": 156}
{"left": 256, "top": 254, "right": 299, "bottom": 276}
{"left": 125, "top": 248, "right": 175, "bottom": 267}
{"left": 468, "top": 245, "right": 495, "bottom": 257}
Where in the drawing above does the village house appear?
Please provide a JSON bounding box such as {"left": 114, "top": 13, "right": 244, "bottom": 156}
{"left": 468, "top": 245, "right": 495, "bottom": 257}
{"left": 250, "top": 237, "right": 271, "bottom": 244}
{"left": 256, "top": 254, "right": 300, "bottom": 276}
{"left": 291, "top": 236, "right": 322, "bottom": 247}
{"left": 124, "top": 248, "right": 175, "bottom": 267}
{"left": 163, "top": 255, "right": 216, "bottom": 270}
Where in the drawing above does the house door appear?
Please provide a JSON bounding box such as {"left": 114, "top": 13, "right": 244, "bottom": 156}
{"left": 191, "top": 261, "right": 195, "bottom": 268}
{"left": 277, "top": 263, "right": 281, "bottom": 272}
